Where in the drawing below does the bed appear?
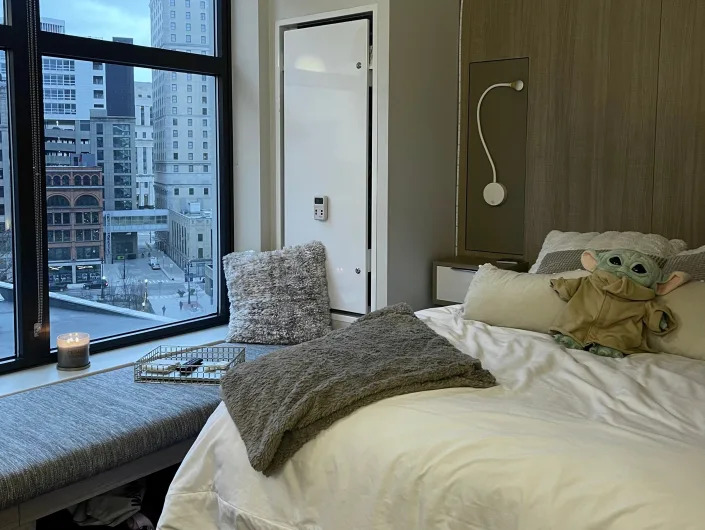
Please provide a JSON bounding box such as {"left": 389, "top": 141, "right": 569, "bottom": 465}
{"left": 158, "top": 304, "right": 705, "bottom": 530}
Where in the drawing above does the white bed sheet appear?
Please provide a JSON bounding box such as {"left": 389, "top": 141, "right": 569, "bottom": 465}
{"left": 158, "top": 306, "right": 705, "bottom": 530}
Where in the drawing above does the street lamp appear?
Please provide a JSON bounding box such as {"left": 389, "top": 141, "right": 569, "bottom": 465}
{"left": 143, "top": 279, "right": 148, "bottom": 311}
{"left": 186, "top": 260, "right": 192, "bottom": 305}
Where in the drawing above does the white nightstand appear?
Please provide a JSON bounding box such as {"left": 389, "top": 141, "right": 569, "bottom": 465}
{"left": 432, "top": 257, "right": 528, "bottom": 305}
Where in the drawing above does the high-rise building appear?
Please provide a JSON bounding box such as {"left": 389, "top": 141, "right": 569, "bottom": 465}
{"left": 135, "top": 81, "right": 155, "bottom": 208}
{"left": 106, "top": 38, "right": 136, "bottom": 117}
{"left": 149, "top": 0, "right": 216, "bottom": 269}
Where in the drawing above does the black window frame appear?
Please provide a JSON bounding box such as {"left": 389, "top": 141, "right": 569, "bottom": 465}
{"left": 0, "top": 0, "right": 233, "bottom": 375}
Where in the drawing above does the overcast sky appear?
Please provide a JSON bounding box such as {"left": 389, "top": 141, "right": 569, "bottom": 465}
{"left": 41, "top": 0, "right": 153, "bottom": 82}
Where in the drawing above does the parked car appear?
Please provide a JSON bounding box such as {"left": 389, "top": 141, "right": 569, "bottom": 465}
{"left": 149, "top": 257, "right": 161, "bottom": 270}
{"left": 83, "top": 279, "right": 108, "bottom": 290}
{"left": 49, "top": 282, "right": 68, "bottom": 292}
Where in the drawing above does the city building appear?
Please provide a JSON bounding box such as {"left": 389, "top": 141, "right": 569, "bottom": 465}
{"left": 150, "top": 0, "right": 215, "bottom": 265}
{"left": 168, "top": 203, "right": 212, "bottom": 270}
{"left": 39, "top": 19, "right": 107, "bottom": 122}
{"left": 46, "top": 166, "right": 104, "bottom": 286}
{"left": 135, "top": 81, "right": 155, "bottom": 208}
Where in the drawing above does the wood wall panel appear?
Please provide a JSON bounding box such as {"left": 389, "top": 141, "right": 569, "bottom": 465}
{"left": 652, "top": 0, "right": 705, "bottom": 247}
{"left": 460, "top": 0, "right": 662, "bottom": 260}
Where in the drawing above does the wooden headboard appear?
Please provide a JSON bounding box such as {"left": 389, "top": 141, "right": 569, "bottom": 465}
{"left": 458, "top": 0, "right": 705, "bottom": 261}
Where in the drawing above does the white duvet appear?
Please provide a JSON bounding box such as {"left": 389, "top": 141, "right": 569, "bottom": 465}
{"left": 158, "top": 306, "right": 705, "bottom": 530}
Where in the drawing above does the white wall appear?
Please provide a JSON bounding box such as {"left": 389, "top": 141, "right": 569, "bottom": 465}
{"left": 231, "top": 0, "right": 272, "bottom": 251}
{"left": 231, "top": 0, "right": 458, "bottom": 309}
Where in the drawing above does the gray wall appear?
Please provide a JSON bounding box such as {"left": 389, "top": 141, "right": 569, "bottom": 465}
{"left": 386, "top": 0, "right": 460, "bottom": 308}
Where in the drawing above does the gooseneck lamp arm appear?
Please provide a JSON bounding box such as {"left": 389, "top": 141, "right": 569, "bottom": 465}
{"left": 476, "top": 79, "right": 524, "bottom": 206}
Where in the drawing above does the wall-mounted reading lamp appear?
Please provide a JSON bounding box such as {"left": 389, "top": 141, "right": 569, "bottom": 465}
{"left": 476, "top": 80, "right": 524, "bottom": 206}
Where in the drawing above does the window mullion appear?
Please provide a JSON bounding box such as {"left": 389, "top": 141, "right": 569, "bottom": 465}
{"left": 6, "top": 0, "right": 50, "bottom": 367}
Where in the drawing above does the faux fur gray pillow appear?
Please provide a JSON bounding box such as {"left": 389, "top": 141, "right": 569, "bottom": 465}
{"left": 223, "top": 241, "right": 332, "bottom": 345}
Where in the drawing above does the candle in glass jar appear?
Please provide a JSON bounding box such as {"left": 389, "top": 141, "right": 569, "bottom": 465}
{"left": 56, "top": 332, "right": 91, "bottom": 371}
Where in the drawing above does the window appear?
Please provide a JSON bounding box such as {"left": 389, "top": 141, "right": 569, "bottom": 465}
{"left": 188, "top": 130, "right": 193, "bottom": 138}
{"left": 201, "top": 12, "right": 206, "bottom": 20}
{"left": 0, "top": 0, "right": 231, "bottom": 373}
{"left": 187, "top": 107, "right": 193, "bottom": 115}
{"left": 202, "top": 84, "right": 207, "bottom": 92}
{"left": 203, "top": 165, "right": 208, "bottom": 172}
{"left": 204, "top": 188, "right": 209, "bottom": 195}
{"left": 172, "top": 95, "right": 178, "bottom": 103}
{"left": 186, "top": 23, "right": 191, "bottom": 31}
{"left": 173, "top": 118, "right": 178, "bottom": 126}
{"left": 189, "top": 165, "right": 194, "bottom": 172}
{"left": 173, "top": 141, "right": 178, "bottom": 148}
{"left": 200, "top": 1, "right": 206, "bottom": 7}
{"left": 174, "top": 188, "right": 180, "bottom": 195}
{"left": 203, "top": 142, "right": 208, "bottom": 149}
{"left": 201, "top": 24, "right": 206, "bottom": 32}
{"left": 186, "top": 35, "right": 191, "bottom": 43}
{"left": 170, "top": 34, "right": 176, "bottom": 43}
{"left": 187, "top": 85, "right": 192, "bottom": 92}
{"left": 187, "top": 96, "right": 193, "bottom": 104}
{"left": 188, "top": 119, "right": 193, "bottom": 126}
{"left": 173, "top": 130, "right": 178, "bottom": 137}
{"left": 172, "top": 83, "right": 177, "bottom": 91}
{"left": 188, "top": 153, "right": 193, "bottom": 161}
{"left": 201, "top": 36, "right": 206, "bottom": 44}
{"left": 188, "top": 141, "right": 194, "bottom": 149}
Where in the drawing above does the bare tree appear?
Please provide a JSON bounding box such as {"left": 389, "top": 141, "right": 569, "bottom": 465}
{"left": 0, "top": 230, "right": 13, "bottom": 283}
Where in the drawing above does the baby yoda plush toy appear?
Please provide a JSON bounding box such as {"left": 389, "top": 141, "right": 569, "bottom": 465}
{"left": 550, "top": 249, "right": 689, "bottom": 358}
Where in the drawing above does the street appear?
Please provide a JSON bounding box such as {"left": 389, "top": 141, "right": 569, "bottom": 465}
{"left": 73, "top": 234, "right": 216, "bottom": 320}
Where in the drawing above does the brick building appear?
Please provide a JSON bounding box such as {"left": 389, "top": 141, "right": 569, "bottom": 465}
{"left": 46, "top": 167, "right": 105, "bottom": 285}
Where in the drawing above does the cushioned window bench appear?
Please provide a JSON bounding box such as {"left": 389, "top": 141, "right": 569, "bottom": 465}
{"left": 0, "top": 366, "right": 222, "bottom": 530}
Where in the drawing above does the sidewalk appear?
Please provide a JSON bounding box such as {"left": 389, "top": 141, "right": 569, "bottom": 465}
{"left": 148, "top": 283, "right": 215, "bottom": 320}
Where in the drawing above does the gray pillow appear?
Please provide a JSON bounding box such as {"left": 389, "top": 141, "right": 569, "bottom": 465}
{"left": 223, "top": 241, "right": 332, "bottom": 345}
{"left": 536, "top": 249, "right": 666, "bottom": 274}
{"left": 663, "top": 246, "right": 705, "bottom": 281}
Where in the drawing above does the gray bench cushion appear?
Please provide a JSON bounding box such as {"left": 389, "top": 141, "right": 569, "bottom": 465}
{"left": 0, "top": 367, "right": 219, "bottom": 510}
{"left": 0, "top": 343, "right": 281, "bottom": 510}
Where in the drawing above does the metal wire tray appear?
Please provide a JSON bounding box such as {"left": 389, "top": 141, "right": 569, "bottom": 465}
{"left": 134, "top": 345, "right": 245, "bottom": 384}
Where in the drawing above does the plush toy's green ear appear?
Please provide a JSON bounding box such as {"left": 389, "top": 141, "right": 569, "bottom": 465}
{"left": 656, "top": 271, "right": 690, "bottom": 296}
{"left": 581, "top": 250, "right": 599, "bottom": 272}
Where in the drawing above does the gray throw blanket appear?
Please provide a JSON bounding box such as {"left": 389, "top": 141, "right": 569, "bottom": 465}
{"left": 220, "top": 304, "right": 496, "bottom": 475}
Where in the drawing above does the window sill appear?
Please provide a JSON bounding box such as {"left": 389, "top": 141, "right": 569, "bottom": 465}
{"left": 0, "top": 324, "right": 229, "bottom": 398}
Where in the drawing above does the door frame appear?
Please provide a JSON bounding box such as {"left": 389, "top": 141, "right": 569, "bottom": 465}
{"left": 274, "top": 5, "right": 381, "bottom": 311}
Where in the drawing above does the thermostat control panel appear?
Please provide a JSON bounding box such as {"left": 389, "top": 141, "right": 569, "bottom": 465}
{"left": 314, "top": 196, "right": 328, "bottom": 221}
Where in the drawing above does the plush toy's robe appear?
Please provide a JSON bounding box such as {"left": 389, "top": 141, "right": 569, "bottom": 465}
{"left": 550, "top": 269, "right": 677, "bottom": 355}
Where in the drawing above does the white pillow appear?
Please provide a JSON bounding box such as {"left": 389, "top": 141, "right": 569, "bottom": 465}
{"left": 530, "top": 230, "right": 687, "bottom": 273}
{"left": 462, "top": 264, "right": 588, "bottom": 333}
{"left": 647, "top": 280, "right": 705, "bottom": 361}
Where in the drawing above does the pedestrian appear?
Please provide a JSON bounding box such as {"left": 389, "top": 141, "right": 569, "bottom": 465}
{"left": 179, "top": 301, "right": 183, "bottom": 311}
{"left": 162, "top": 305, "right": 166, "bottom": 316}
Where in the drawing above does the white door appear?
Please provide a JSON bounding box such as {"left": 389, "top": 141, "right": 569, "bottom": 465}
{"left": 283, "top": 20, "right": 370, "bottom": 314}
